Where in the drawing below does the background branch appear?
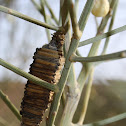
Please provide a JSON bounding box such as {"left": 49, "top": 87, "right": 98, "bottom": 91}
{"left": 70, "top": 50, "right": 126, "bottom": 63}
{"left": 83, "top": 112, "right": 126, "bottom": 126}
{"left": 102, "top": 0, "right": 119, "bottom": 54}
{"left": 40, "top": 0, "right": 51, "bottom": 42}
{"left": 44, "top": 0, "right": 59, "bottom": 25}
{"left": 0, "top": 5, "right": 58, "bottom": 31}
{"left": 78, "top": 25, "right": 126, "bottom": 47}
{"left": 0, "top": 90, "right": 21, "bottom": 121}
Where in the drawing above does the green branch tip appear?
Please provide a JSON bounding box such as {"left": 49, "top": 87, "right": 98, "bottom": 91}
{"left": 0, "top": 5, "right": 58, "bottom": 31}
{"left": 79, "top": 25, "right": 126, "bottom": 47}
{"left": 0, "top": 58, "right": 59, "bottom": 92}
{"left": 70, "top": 50, "right": 126, "bottom": 63}
{"left": 0, "top": 90, "right": 21, "bottom": 121}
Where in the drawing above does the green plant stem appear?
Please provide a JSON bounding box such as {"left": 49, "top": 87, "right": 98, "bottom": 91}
{"left": 0, "top": 58, "right": 58, "bottom": 92}
{"left": 78, "top": 0, "right": 117, "bottom": 88}
{"left": 31, "top": 0, "right": 51, "bottom": 42}
{"left": 31, "top": 0, "right": 54, "bottom": 26}
{"left": 60, "top": 0, "right": 69, "bottom": 28}
{"left": 31, "top": 0, "right": 44, "bottom": 15}
{"left": 68, "top": 0, "right": 81, "bottom": 39}
{"left": 40, "top": 0, "right": 51, "bottom": 42}
{"left": 77, "top": 0, "right": 117, "bottom": 124}
{"left": 59, "top": 64, "right": 78, "bottom": 126}
{"left": 102, "top": 0, "right": 119, "bottom": 55}
{"left": 75, "top": 0, "right": 79, "bottom": 14}
{"left": 59, "top": 85, "right": 81, "bottom": 126}
{"left": 82, "top": 112, "right": 126, "bottom": 126}
{"left": 70, "top": 50, "right": 126, "bottom": 62}
{"left": 78, "top": 25, "right": 126, "bottom": 47}
{"left": 47, "top": 1, "right": 94, "bottom": 126}
{"left": 77, "top": 69, "right": 94, "bottom": 125}
{"left": 78, "top": 0, "right": 94, "bottom": 32}
{"left": 0, "top": 90, "right": 21, "bottom": 121}
{"left": 94, "top": 17, "right": 99, "bottom": 29}
{"left": 0, "top": 5, "right": 58, "bottom": 31}
{"left": 44, "top": 0, "right": 59, "bottom": 25}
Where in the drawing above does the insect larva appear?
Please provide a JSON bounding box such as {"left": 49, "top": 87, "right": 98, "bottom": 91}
{"left": 20, "top": 31, "right": 65, "bottom": 126}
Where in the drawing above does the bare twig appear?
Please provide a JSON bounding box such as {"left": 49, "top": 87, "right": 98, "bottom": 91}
{"left": 102, "top": 0, "right": 119, "bottom": 54}
{"left": 0, "top": 5, "right": 58, "bottom": 31}
{"left": 31, "top": 0, "right": 44, "bottom": 15}
{"left": 68, "top": 0, "right": 81, "bottom": 39}
{"left": 78, "top": 25, "right": 126, "bottom": 47}
{"left": 40, "top": 0, "right": 51, "bottom": 42}
{"left": 77, "top": 69, "right": 94, "bottom": 125}
{"left": 70, "top": 50, "right": 126, "bottom": 62}
{"left": 44, "top": 0, "right": 59, "bottom": 25}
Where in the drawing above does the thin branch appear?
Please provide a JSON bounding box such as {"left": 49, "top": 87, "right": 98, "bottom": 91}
{"left": 60, "top": 0, "right": 69, "bottom": 30}
{"left": 78, "top": 0, "right": 114, "bottom": 90}
{"left": 31, "top": 0, "right": 51, "bottom": 41}
{"left": 0, "top": 58, "right": 59, "bottom": 92}
{"left": 40, "top": 0, "right": 51, "bottom": 42}
{"left": 0, "top": 5, "right": 58, "bottom": 31}
{"left": 70, "top": 50, "right": 126, "bottom": 63}
{"left": 77, "top": 69, "right": 94, "bottom": 125}
{"left": 0, "top": 90, "right": 21, "bottom": 121}
{"left": 68, "top": 0, "right": 81, "bottom": 39}
{"left": 47, "top": 1, "right": 94, "bottom": 126}
{"left": 102, "top": 0, "right": 119, "bottom": 55}
{"left": 78, "top": 25, "right": 126, "bottom": 47}
{"left": 31, "top": 0, "right": 55, "bottom": 26}
{"left": 82, "top": 112, "right": 126, "bottom": 126}
{"left": 44, "top": 0, "right": 59, "bottom": 25}
{"left": 77, "top": 0, "right": 117, "bottom": 123}
{"left": 78, "top": 0, "right": 94, "bottom": 32}
{"left": 31, "top": 0, "right": 43, "bottom": 15}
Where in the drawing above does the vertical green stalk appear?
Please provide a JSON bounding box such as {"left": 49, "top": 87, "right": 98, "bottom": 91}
{"left": 77, "top": 69, "right": 94, "bottom": 124}
{"left": 77, "top": 0, "right": 117, "bottom": 124}
{"left": 68, "top": 0, "right": 80, "bottom": 38}
{"left": 47, "top": 1, "right": 94, "bottom": 125}
{"left": 102, "top": 0, "right": 119, "bottom": 55}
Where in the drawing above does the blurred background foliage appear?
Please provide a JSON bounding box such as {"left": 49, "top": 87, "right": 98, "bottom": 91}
{"left": 0, "top": 0, "right": 126, "bottom": 126}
